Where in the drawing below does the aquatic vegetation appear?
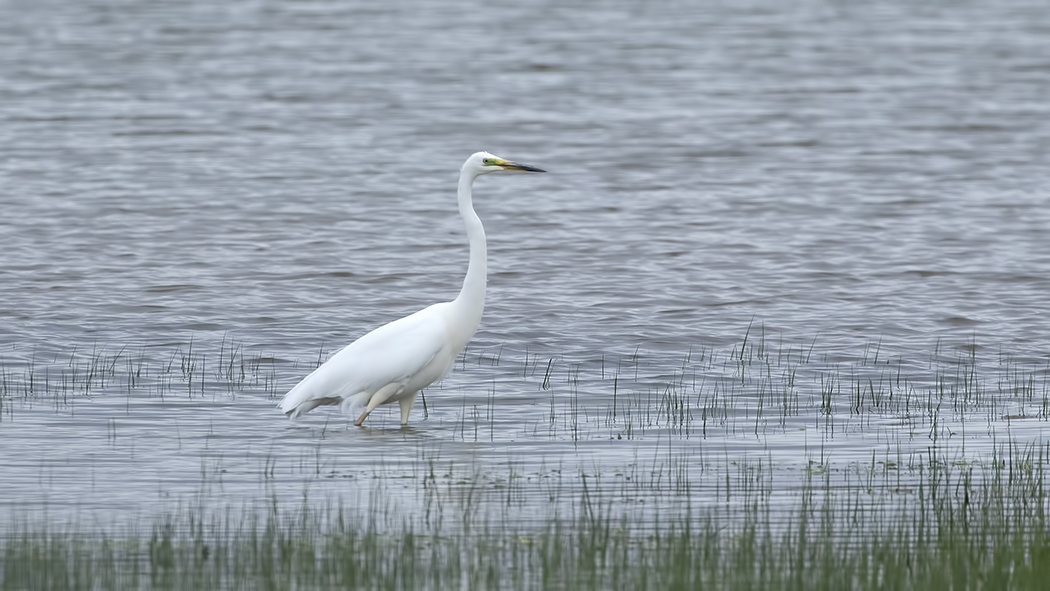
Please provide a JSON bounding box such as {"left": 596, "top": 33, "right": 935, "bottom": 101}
{"left": 3, "top": 330, "right": 1047, "bottom": 442}
{"left": 2, "top": 332, "right": 1049, "bottom": 588}
{"left": 3, "top": 445, "right": 1050, "bottom": 590}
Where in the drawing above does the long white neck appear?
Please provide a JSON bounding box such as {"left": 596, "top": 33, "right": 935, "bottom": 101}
{"left": 450, "top": 167, "right": 486, "bottom": 336}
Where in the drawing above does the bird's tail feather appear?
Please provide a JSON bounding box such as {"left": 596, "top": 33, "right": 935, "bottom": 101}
{"left": 284, "top": 396, "right": 341, "bottom": 418}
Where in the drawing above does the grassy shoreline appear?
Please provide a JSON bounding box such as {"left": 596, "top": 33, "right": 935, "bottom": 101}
{"left": 4, "top": 448, "right": 1050, "bottom": 591}
{"left": 4, "top": 335, "right": 1050, "bottom": 588}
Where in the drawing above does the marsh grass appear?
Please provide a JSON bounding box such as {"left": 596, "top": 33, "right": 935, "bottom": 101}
{"left": 0, "top": 336, "right": 282, "bottom": 418}
{"left": 4, "top": 332, "right": 1050, "bottom": 588}
{"left": 3, "top": 332, "right": 1050, "bottom": 448}
{"left": 4, "top": 444, "right": 1050, "bottom": 590}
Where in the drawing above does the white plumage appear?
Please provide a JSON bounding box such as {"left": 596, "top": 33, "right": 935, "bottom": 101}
{"left": 278, "top": 152, "right": 545, "bottom": 426}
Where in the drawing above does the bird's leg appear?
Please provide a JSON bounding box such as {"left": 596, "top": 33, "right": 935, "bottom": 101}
{"left": 354, "top": 383, "right": 401, "bottom": 427}
{"left": 399, "top": 394, "right": 417, "bottom": 426}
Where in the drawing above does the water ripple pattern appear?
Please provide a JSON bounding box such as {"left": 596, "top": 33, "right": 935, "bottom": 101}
{"left": 1, "top": 0, "right": 1049, "bottom": 522}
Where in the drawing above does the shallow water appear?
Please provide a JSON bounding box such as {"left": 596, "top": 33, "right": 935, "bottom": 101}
{"left": 2, "top": 0, "right": 1050, "bottom": 525}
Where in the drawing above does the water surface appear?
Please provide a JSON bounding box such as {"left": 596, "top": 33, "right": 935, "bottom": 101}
{"left": 2, "top": 0, "right": 1049, "bottom": 525}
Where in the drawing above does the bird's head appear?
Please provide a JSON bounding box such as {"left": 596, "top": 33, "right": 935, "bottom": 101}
{"left": 465, "top": 151, "right": 547, "bottom": 176}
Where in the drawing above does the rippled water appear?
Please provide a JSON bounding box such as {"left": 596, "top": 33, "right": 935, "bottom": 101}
{"left": 2, "top": 0, "right": 1050, "bottom": 524}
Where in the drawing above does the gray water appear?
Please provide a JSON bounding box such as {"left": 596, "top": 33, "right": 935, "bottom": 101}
{"left": 2, "top": 0, "right": 1050, "bottom": 526}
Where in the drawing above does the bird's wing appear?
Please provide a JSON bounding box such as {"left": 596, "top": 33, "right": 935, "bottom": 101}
{"left": 278, "top": 303, "right": 452, "bottom": 415}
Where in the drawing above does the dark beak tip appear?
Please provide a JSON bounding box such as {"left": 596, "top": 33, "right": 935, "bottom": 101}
{"left": 503, "top": 160, "right": 546, "bottom": 173}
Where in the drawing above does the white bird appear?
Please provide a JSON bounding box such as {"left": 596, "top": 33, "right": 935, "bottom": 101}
{"left": 278, "top": 152, "right": 546, "bottom": 427}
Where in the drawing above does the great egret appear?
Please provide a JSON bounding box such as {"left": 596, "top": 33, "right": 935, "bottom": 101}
{"left": 278, "top": 152, "right": 546, "bottom": 426}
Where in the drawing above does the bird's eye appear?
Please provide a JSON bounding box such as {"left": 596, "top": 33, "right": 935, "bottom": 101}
{"left": 482, "top": 158, "right": 494, "bottom": 165}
